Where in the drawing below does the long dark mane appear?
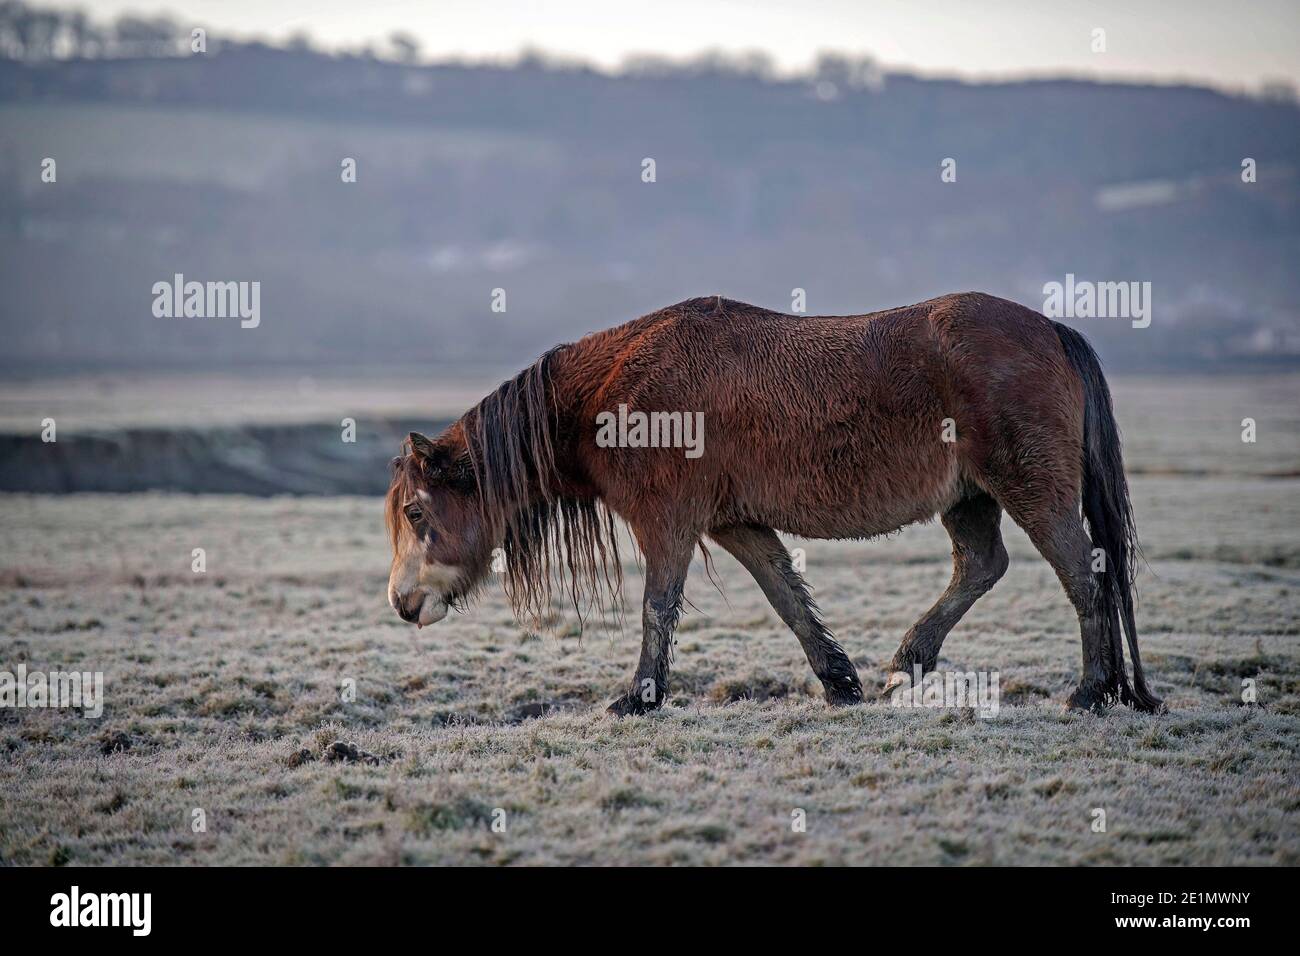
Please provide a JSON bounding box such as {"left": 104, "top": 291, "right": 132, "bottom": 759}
{"left": 462, "top": 347, "right": 625, "bottom": 627}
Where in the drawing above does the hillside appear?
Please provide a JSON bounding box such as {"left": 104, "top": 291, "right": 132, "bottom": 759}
{"left": 1, "top": 28, "right": 1298, "bottom": 372}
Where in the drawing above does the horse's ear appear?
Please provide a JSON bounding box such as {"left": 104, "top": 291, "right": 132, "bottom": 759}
{"left": 408, "top": 432, "right": 436, "bottom": 460}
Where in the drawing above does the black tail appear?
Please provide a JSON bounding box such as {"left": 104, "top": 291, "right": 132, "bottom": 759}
{"left": 1053, "top": 322, "right": 1164, "bottom": 712}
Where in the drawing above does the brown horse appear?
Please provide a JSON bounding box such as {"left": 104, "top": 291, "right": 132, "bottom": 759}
{"left": 386, "top": 292, "right": 1163, "bottom": 716}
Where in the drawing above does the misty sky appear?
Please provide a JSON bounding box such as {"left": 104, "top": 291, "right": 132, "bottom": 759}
{"left": 42, "top": 0, "right": 1300, "bottom": 91}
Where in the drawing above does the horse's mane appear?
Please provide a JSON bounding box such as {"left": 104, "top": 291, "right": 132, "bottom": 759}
{"left": 462, "top": 346, "right": 625, "bottom": 628}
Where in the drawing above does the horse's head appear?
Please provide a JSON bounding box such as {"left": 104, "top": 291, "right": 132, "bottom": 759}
{"left": 385, "top": 428, "right": 493, "bottom": 627}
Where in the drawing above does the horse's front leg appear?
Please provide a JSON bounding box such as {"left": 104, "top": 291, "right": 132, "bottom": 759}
{"left": 607, "top": 534, "right": 694, "bottom": 717}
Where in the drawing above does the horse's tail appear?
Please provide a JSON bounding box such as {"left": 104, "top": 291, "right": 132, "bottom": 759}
{"left": 1053, "top": 322, "right": 1164, "bottom": 712}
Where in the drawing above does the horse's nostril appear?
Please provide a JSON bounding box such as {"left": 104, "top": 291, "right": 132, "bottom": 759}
{"left": 396, "top": 601, "right": 418, "bottom": 623}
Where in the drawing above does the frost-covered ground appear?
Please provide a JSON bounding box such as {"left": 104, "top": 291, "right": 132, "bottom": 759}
{"left": 0, "top": 376, "right": 1297, "bottom": 865}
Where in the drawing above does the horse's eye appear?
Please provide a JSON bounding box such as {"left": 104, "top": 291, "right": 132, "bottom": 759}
{"left": 406, "top": 506, "right": 423, "bottom": 522}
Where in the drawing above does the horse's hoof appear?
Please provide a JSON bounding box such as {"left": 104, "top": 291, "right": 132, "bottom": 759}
{"left": 1120, "top": 685, "right": 1167, "bottom": 714}
{"left": 1064, "top": 683, "right": 1109, "bottom": 714}
{"left": 880, "top": 670, "right": 912, "bottom": 700}
{"left": 823, "top": 676, "right": 865, "bottom": 706}
{"left": 606, "top": 693, "right": 656, "bottom": 717}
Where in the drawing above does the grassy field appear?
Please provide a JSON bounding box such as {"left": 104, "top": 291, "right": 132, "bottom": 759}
{"left": 0, "top": 378, "right": 1298, "bottom": 865}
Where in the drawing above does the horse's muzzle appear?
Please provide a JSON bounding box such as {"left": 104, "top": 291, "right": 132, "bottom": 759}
{"left": 390, "top": 589, "right": 449, "bottom": 628}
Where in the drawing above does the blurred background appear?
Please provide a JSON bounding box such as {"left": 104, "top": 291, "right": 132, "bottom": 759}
{"left": 0, "top": 0, "right": 1297, "bottom": 492}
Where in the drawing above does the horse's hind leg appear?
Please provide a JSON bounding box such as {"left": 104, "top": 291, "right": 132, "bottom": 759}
{"left": 708, "top": 524, "right": 863, "bottom": 705}
{"left": 1004, "top": 505, "right": 1121, "bottom": 711}
{"left": 884, "top": 492, "right": 1008, "bottom": 693}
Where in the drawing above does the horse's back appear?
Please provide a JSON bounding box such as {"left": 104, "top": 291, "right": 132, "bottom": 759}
{"left": 576, "top": 292, "right": 1081, "bottom": 540}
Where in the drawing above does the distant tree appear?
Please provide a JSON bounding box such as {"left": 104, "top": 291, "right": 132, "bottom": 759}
{"left": 0, "top": 1, "right": 25, "bottom": 58}
{"left": 112, "top": 14, "right": 179, "bottom": 57}
{"left": 620, "top": 48, "right": 774, "bottom": 80}
{"left": 0, "top": 3, "right": 106, "bottom": 60}
{"left": 389, "top": 30, "right": 420, "bottom": 64}
{"left": 516, "top": 45, "right": 583, "bottom": 72}
{"left": 814, "top": 52, "right": 882, "bottom": 92}
{"left": 731, "top": 49, "right": 776, "bottom": 80}
{"left": 2, "top": 2, "right": 60, "bottom": 60}
{"left": 621, "top": 52, "right": 678, "bottom": 77}
{"left": 64, "top": 9, "right": 104, "bottom": 58}
{"left": 285, "top": 30, "right": 315, "bottom": 53}
{"left": 1258, "top": 78, "right": 1298, "bottom": 104}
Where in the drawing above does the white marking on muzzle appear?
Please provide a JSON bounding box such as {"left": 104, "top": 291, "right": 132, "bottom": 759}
{"left": 388, "top": 529, "right": 462, "bottom": 626}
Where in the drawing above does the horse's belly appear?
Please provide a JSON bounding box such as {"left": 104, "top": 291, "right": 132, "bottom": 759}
{"left": 720, "top": 448, "right": 962, "bottom": 540}
{"left": 765, "top": 496, "right": 946, "bottom": 540}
